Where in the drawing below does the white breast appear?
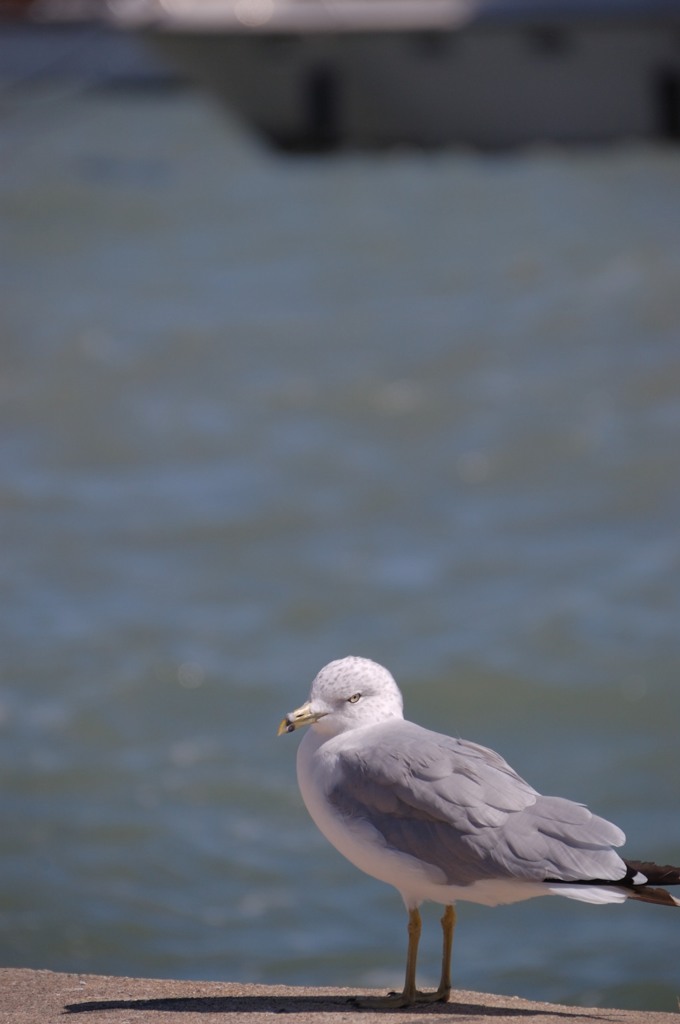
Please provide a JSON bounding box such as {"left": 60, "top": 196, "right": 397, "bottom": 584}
{"left": 297, "top": 727, "right": 461, "bottom": 907}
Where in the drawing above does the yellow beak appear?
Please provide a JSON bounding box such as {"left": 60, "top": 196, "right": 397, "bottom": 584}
{"left": 277, "top": 700, "right": 325, "bottom": 735}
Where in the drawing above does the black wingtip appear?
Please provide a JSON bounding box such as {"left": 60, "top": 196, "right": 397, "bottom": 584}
{"left": 624, "top": 859, "right": 680, "bottom": 887}
{"left": 624, "top": 859, "right": 680, "bottom": 907}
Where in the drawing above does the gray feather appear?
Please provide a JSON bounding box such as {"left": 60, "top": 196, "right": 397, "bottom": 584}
{"left": 326, "top": 719, "right": 626, "bottom": 887}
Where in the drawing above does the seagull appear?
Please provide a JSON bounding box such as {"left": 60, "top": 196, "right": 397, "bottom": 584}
{"left": 278, "top": 656, "right": 680, "bottom": 1008}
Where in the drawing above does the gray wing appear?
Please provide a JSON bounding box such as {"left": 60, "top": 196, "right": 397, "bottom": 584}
{"left": 327, "top": 719, "right": 626, "bottom": 886}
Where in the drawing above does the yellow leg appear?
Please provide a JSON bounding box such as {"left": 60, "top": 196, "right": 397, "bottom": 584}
{"left": 357, "top": 905, "right": 455, "bottom": 1009}
{"left": 433, "top": 904, "right": 456, "bottom": 1001}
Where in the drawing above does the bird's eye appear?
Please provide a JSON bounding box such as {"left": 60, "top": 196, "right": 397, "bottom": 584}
{"left": 347, "top": 693, "right": 361, "bottom": 704}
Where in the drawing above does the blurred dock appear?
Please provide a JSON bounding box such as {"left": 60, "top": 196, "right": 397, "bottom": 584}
{"left": 115, "top": 0, "right": 680, "bottom": 149}
{"left": 3, "top": 1, "right": 680, "bottom": 148}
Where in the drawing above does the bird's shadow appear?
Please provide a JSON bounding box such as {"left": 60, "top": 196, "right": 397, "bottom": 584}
{"left": 63, "top": 993, "right": 609, "bottom": 1018}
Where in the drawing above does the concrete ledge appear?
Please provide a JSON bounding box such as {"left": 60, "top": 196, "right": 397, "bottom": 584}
{"left": 2, "top": 968, "right": 677, "bottom": 1024}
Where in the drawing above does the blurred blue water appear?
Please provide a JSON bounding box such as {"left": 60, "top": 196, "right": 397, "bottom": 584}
{"left": 1, "top": 88, "right": 679, "bottom": 1011}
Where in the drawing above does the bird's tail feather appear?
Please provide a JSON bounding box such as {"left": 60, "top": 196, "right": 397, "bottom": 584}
{"left": 546, "top": 859, "right": 680, "bottom": 907}
{"left": 626, "top": 886, "right": 680, "bottom": 908}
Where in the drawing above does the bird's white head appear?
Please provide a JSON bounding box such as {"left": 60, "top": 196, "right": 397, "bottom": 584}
{"left": 278, "top": 656, "right": 404, "bottom": 739}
